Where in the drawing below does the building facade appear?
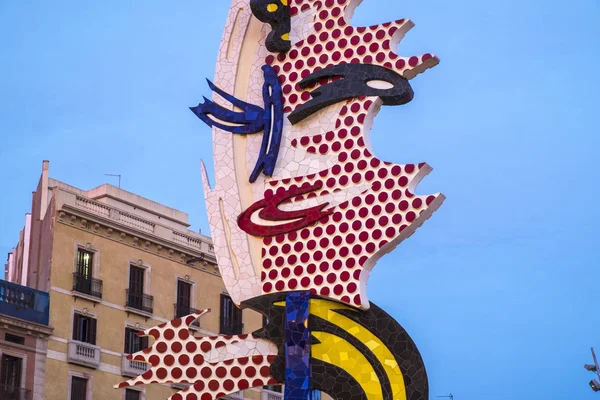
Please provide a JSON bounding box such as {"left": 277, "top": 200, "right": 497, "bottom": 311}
{"left": 0, "top": 279, "right": 53, "bottom": 400}
{"left": 5, "top": 161, "right": 281, "bottom": 400}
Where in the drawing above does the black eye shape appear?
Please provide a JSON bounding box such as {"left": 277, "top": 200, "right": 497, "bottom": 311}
{"left": 288, "top": 64, "right": 414, "bottom": 125}
{"left": 250, "top": 0, "right": 291, "bottom": 53}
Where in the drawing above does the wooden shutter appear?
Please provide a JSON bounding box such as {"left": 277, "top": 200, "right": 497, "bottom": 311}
{"left": 89, "top": 317, "right": 97, "bottom": 345}
{"left": 140, "top": 334, "right": 148, "bottom": 350}
{"left": 126, "top": 389, "right": 141, "bottom": 400}
{"left": 72, "top": 313, "right": 80, "bottom": 340}
{"left": 124, "top": 328, "right": 132, "bottom": 353}
{"left": 129, "top": 266, "right": 144, "bottom": 294}
{"left": 177, "top": 281, "right": 191, "bottom": 311}
{"left": 220, "top": 294, "right": 229, "bottom": 324}
{"left": 71, "top": 377, "right": 87, "bottom": 400}
{"left": 1, "top": 355, "right": 22, "bottom": 388}
{"left": 233, "top": 302, "right": 242, "bottom": 328}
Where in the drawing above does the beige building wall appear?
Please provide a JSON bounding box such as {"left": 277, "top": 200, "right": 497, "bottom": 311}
{"left": 6, "top": 161, "right": 270, "bottom": 400}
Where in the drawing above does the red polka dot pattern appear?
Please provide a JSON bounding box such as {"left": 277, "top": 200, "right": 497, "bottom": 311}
{"left": 255, "top": 0, "right": 444, "bottom": 309}
{"left": 267, "top": 0, "right": 439, "bottom": 114}
{"left": 115, "top": 310, "right": 279, "bottom": 399}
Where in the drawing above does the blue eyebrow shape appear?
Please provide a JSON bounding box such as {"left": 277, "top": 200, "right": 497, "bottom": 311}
{"left": 190, "top": 64, "right": 284, "bottom": 183}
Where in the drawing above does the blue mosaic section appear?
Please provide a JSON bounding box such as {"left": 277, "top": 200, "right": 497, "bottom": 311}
{"left": 285, "top": 291, "right": 311, "bottom": 400}
{"left": 190, "top": 64, "right": 284, "bottom": 183}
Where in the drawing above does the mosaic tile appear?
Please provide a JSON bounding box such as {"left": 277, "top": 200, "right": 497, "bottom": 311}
{"left": 250, "top": 0, "right": 291, "bottom": 53}
{"left": 117, "top": 0, "right": 444, "bottom": 399}
{"left": 284, "top": 291, "right": 312, "bottom": 399}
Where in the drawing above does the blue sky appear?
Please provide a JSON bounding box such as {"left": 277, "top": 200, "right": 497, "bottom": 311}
{"left": 1, "top": 1, "right": 599, "bottom": 399}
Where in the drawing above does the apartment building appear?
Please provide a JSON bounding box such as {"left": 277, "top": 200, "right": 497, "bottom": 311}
{"left": 0, "top": 278, "right": 53, "bottom": 400}
{"left": 5, "top": 160, "right": 280, "bottom": 400}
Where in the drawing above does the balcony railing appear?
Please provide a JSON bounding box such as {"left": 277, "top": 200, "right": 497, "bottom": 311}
{"left": 125, "top": 290, "right": 153, "bottom": 315}
{"left": 61, "top": 191, "right": 217, "bottom": 258}
{"left": 219, "top": 319, "right": 244, "bottom": 335}
{"left": 0, "top": 279, "right": 49, "bottom": 325}
{"left": 174, "top": 303, "right": 200, "bottom": 328}
{"left": 121, "top": 354, "right": 150, "bottom": 378}
{"left": 67, "top": 340, "right": 100, "bottom": 369}
{"left": 72, "top": 272, "right": 103, "bottom": 299}
{"left": 0, "top": 384, "right": 31, "bottom": 400}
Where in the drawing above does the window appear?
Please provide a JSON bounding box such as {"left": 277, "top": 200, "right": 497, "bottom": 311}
{"left": 70, "top": 377, "right": 87, "bottom": 400}
{"left": 73, "top": 248, "right": 103, "bottom": 299}
{"left": 125, "top": 389, "right": 141, "bottom": 400}
{"left": 175, "top": 280, "right": 191, "bottom": 316}
{"left": 76, "top": 249, "right": 94, "bottom": 279}
{"left": 219, "top": 294, "right": 242, "bottom": 335}
{"left": 129, "top": 266, "right": 144, "bottom": 294}
{"left": 124, "top": 328, "right": 148, "bottom": 354}
{"left": 126, "top": 265, "right": 153, "bottom": 314}
{"left": 1, "top": 355, "right": 22, "bottom": 391}
{"left": 4, "top": 334, "right": 25, "bottom": 346}
{"left": 72, "top": 313, "right": 97, "bottom": 345}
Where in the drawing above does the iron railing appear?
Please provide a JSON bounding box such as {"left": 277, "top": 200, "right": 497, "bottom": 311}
{"left": 72, "top": 272, "right": 103, "bottom": 299}
{"left": 0, "top": 279, "right": 49, "bottom": 325}
{"left": 125, "top": 290, "right": 153, "bottom": 314}
{"left": 219, "top": 318, "right": 244, "bottom": 335}
{"left": 0, "top": 384, "right": 31, "bottom": 400}
{"left": 174, "top": 303, "right": 200, "bottom": 327}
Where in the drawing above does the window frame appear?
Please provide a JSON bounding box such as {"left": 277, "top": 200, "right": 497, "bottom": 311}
{"left": 67, "top": 371, "right": 92, "bottom": 400}
{"left": 126, "top": 260, "right": 151, "bottom": 295}
{"left": 74, "top": 243, "right": 99, "bottom": 279}
{"left": 71, "top": 310, "right": 98, "bottom": 345}
{"left": 219, "top": 293, "right": 243, "bottom": 335}
{"left": 124, "top": 327, "right": 149, "bottom": 355}
{"left": 122, "top": 387, "right": 145, "bottom": 400}
{"left": 0, "top": 349, "right": 26, "bottom": 391}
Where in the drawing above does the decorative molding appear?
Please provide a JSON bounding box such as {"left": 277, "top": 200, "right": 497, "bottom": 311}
{"left": 0, "top": 339, "right": 46, "bottom": 355}
{"left": 56, "top": 214, "right": 220, "bottom": 276}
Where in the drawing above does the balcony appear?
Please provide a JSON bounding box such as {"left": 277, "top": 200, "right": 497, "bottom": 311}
{"left": 174, "top": 303, "right": 200, "bottom": 328}
{"left": 0, "top": 279, "right": 49, "bottom": 325}
{"left": 67, "top": 340, "right": 100, "bottom": 369}
{"left": 72, "top": 272, "right": 103, "bottom": 301}
{"left": 121, "top": 354, "right": 150, "bottom": 378}
{"left": 261, "top": 390, "right": 283, "bottom": 400}
{"left": 219, "top": 318, "right": 244, "bottom": 336}
{"left": 125, "top": 290, "right": 153, "bottom": 316}
{"left": 0, "top": 384, "right": 31, "bottom": 400}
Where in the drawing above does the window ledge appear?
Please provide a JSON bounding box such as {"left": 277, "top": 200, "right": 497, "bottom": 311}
{"left": 125, "top": 306, "right": 153, "bottom": 319}
{"left": 72, "top": 290, "right": 102, "bottom": 303}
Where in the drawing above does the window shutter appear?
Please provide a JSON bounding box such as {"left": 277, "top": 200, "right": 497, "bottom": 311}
{"left": 124, "top": 328, "right": 131, "bottom": 353}
{"left": 72, "top": 314, "right": 80, "bottom": 340}
{"left": 140, "top": 334, "right": 149, "bottom": 351}
{"left": 233, "top": 303, "right": 242, "bottom": 327}
{"left": 90, "top": 318, "right": 97, "bottom": 345}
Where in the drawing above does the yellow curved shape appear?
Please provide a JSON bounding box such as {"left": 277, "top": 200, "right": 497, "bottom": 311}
{"left": 274, "top": 299, "right": 407, "bottom": 400}
{"left": 267, "top": 3, "right": 278, "bottom": 12}
{"left": 312, "top": 331, "right": 382, "bottom": 400}
{"left": 310, "top": 299, "right": 407, "bottom": 400}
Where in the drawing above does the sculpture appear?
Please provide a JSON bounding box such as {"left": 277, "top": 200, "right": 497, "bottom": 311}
{"left": 116, "top": 1, "right": 444, "bottom": 399}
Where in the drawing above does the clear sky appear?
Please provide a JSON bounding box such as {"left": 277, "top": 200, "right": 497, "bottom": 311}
{"left": 1, "top": 1, "right": 599, "bottom": 399}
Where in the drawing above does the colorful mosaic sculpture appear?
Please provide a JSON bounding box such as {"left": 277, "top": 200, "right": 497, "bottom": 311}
{"left": 116, "top": 0, "right": 444, "bottom": 399}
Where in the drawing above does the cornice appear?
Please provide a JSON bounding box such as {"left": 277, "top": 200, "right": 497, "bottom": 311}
{"left": 56, "top": 208, "right": 222, "bottom": 278}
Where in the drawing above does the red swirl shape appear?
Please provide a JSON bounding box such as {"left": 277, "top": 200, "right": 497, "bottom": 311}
{"left": 238, "top": 181, "right": 334, "bottom": 237}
